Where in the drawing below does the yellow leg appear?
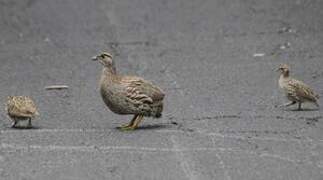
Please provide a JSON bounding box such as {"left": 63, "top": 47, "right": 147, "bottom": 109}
{"left": 131, "top": 115, "right": 144, "bottom": 129}
{"left": 120, "top": 115, "right": 144, "bottom": 131}
{"left": 119, "top": 115, "right": 137, "bottom": 129}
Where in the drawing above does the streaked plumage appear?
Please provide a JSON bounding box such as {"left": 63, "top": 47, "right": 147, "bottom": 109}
{"left": 6, "top": 96, "right": 39, "bottom": 128}
{"left": 278, "top": 64, "right": 319, "bottom": 110}
{"left": 92, "top": 52, "right": 165, "bottom": 130}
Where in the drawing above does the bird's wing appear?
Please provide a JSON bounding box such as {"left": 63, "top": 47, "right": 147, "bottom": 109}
{"left": 7, "top": 97, "right": 38, "bottom": 117}
{"left": 288, "top": 79, "right": 318, "bottom": 101}
{"left": 120, "top": 76, "right": 165, "bottom": 104}
{"left": 7, "top": 102, "right": 29, "bottom": 117}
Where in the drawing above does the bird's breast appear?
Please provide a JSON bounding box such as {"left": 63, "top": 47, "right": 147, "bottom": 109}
{"left": 99, "top": 83, "right": 130, "bottom": 114}
{"left": 278, "top": 76, "right": 288, "bottom": 89}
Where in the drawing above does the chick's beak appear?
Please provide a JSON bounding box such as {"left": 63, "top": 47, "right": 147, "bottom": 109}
{"left": 276, "top": 68, "right": 281, "bottom": 72}
{"left": 91, "top": 56, "right": 98, "bottom": 61}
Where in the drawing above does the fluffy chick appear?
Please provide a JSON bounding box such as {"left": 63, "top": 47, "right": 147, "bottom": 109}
{"left": 6, "top": 96, "right": 39, "bottom": 128}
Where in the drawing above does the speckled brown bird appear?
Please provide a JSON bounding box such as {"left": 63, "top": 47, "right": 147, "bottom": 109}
{"left": 6, "top": 96, "right": 39, "bottom": 128}
{"left": 92, "top": 52, "right": 165, "bottom": 130}
{"left": 278, "top": 64, "right": 319, "bottom": 110}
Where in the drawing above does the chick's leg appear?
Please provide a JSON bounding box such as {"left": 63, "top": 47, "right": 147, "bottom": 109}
{"left": 11, "top": 120, "right": 17, "bottom": 128}
{"left": 28, "top": 118, "right": 32, "bottom": 128}
{"left": 119, "top": 115, "right": 137, "bottom": 129}
{"left": 298, "top": 102, "right": 302, "bottom": 111}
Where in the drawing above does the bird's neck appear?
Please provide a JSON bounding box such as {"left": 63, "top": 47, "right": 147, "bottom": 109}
{"left": 100, "top": 66, "right": 118, "bottom": 85}
{"left": 281, "top": 71, "right": 289, "bottom": 78}
{"left": 103, "top": 65, "right": 117, "bottom": 76}
{"left": 279, "top": 73, "right": 289, "bottom": 88}
{"left": 279, "top": 72, "right": 289, "bottom": 82}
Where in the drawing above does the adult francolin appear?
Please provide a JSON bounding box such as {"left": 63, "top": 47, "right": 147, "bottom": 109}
{"left": 277, "top": 64, "right": 319, "bottom": 110}
{"left": 92, "top": 52, "right": 165, "bottom": 130}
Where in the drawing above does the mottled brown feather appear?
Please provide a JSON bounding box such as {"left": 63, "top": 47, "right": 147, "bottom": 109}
{"left": 287, "top": 79, "right": 319, "bottom": 102}
{"left": 6, "top": 96, "right": 39, "bottom": 119}
{"left": 95, "top": 52, "right": 165, "bottom": 118}
{"left": 278, "top": 64, "right": 319, "bottom": 106}
{"left": 121, "top": 76, "right": 165, "bottom": 104}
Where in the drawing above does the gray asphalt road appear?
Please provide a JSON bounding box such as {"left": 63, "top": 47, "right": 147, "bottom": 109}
{"left": 1, "top": 0, "right": 323, "bottom": 179}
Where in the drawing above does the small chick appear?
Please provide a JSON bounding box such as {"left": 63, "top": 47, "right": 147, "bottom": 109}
{"left": 92, "top": 52, "right": 165, "bottom": 130}
{"left": 6, "top": 96, "right": 39, "bottom": 128}
{"left": 277, "top": 64, "right": 319, "bottom": 110}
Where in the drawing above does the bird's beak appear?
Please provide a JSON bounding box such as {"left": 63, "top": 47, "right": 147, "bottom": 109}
{"left": 35, "top": 111, "right": 40, "bottom": 116}
{"left": 276, "top": 68, "right": 281, "bottom": 72}
{"left": 91, "top": 56, "right": 98, "bottom": 61}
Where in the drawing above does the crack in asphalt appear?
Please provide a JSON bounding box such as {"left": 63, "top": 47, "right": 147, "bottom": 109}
{"left": 1, "top": 128, "right": 323, "bottom": 144}
{"left": 170, "top": 136, "right": 199, "bottom": 180}
{"left": 0, "top": 143, "right": 320, "bottom": 168}
{"left": 210, "top": 136, "right": 232, "bottom": 180}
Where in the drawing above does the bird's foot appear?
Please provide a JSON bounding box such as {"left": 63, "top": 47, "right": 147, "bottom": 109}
{"left": 119, "top": 126, "right": 136, "bottom": 131}
{"left": 118, "top": 123, "right": 131, "bottom": 129}
{"left": 118, "top": 124, "right": 136, "bottom": 131}
{"left": 285, "top": 102, "right": 296, "bottom": 107}
{"left": 277, "top": 101, "right": 296, "bottom": 108}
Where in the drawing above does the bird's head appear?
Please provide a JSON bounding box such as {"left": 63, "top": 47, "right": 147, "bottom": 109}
{"left": 277, "top": 64, "right": 290, "bottom": 76}
{"left": 91, "top": 52, "right": 114, "bottom": 68}
{"left": 7, "top": 96, "right": 13, "bottom": 101}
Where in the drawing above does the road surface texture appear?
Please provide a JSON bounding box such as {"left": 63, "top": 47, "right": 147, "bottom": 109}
{"left": 1, "top": 0, "right": 323, "bottom": 179}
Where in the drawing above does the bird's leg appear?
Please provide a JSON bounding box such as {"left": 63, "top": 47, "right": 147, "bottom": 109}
{"left": 11, "top": 120, "right": 17, "bottom": 128}
{"left": 120, "top": 115, "right": 144, "bottom": 131}
{"left": 279, "top": 101, "right": 296, "bottom": 108}
{"left": 314, "top": 101, "right": 320, "bottom": 108}
{"left": 28, "top": 118, "right": 32, "bottom": 128}
{"left": 131, "top": 115, "right": 144, "bottom": 129}
{"left": 298, "top": 102, "right": 302, "bottom": 111}
{"left": 119, "top": 115, "right": 138, "bottom": 129}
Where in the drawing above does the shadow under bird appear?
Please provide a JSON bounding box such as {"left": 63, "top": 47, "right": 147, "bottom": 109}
{"left": 92, "top": 52, "right": 165, "bottom": 130}
{"left": 277, "top": 64, "right": 319, "bottom": 110}
{"left": 6, "top": 96, "right": 40, "bottom": 128}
